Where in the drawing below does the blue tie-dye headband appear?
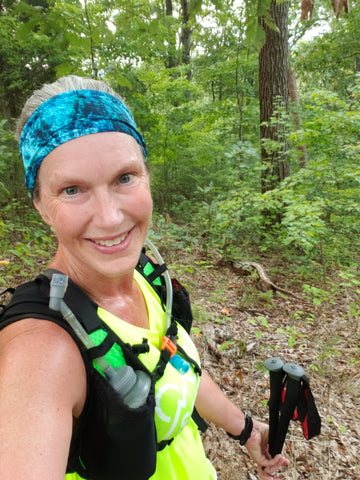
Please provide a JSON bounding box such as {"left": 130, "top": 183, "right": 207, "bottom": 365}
{"left": 19, "top": 89, "right": 147, "bottom": 195}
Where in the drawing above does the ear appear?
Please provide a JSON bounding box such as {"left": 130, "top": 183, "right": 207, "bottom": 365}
{"left": 33, "top": 198, "right": 52, "bottom": 226}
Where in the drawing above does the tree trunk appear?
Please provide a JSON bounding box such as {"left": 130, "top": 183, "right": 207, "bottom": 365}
{"left": 288, "top": 67, "right": 308, "bottom": 168}
{"left": 83, "top": 0, "right": 98, "bottom": 79}
{"left": 259, "top": 0, "right": 290, "bottom": 193}
{"left": 180, "top": 0, "right": 192, "bottom": 80}
{"left": 355, "top": 54, "right": 360, "bottom": 73}
{"left": 235, "top": 26, "right": 246, "bottom": 141}
{"left": 165, "top": 0, "right": 178, "bottom": 69}
{"left": 331, "top": 0, "right": 349, "bottom": 18}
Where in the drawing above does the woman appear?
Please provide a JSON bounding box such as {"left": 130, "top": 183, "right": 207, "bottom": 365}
{"left": 0, "top": 75, "right": 288, "bottom": 480}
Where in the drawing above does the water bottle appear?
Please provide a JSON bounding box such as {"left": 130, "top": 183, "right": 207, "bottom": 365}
{"left": 49, "top": 273, "right": 151, "bottom": 409}
{"left": 105, "top": 365, "right": 151, "bottom": 408}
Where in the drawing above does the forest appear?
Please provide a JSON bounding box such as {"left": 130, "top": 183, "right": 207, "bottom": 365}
{"left": 0, "top": 0, "right": 359, "bottom": 478}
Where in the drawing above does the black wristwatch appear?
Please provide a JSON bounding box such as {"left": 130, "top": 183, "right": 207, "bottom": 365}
{"left": 227, "top": 413, "right": 253, "bottom": 446}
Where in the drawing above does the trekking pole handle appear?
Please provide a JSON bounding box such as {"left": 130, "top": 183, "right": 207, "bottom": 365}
{"left": 264, "top": 357, "right": 284, "bottom": 457}
{"left": 264, "top": 357, "right": 284, "bottom": 373}
{"left": 283, "top": 363, "right": 304, "bottom": 381}
{"left": 271, "top": 363, "right": 304, "bottom": 455}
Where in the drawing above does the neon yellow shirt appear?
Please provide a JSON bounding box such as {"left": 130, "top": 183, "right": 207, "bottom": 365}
{"left": 66, "top": 271, "right": 216, "bottom": 480}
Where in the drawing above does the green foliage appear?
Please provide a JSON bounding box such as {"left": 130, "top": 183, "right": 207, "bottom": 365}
{"left": 0, "top": 120, "right": 27, "bottom": 203}
{"left": 276, "top": 325, "right": 307, "bottom": 349}
{"left": 281, "top": 85, "right": 360, "bottom": 264}
{"left": 0, "top": 200, "right": 55, "bottom": 285}
{"left": 191, "top": 78, "right": 360, "bottom": 271}
{"left": 0, "top": 0, "right": 359, "bottom": 278}
{"left": 0, "top": 2, "right": 70, "bottom": 118}
{"left": 293, "top": 4, "right": 360, "bottom": 97}
{"left": 0, "top": 120, "right": 13, "bottom": 199}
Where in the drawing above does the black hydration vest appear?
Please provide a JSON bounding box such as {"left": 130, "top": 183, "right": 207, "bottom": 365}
{"left": 0, "top": 252, "right": 205, "bottom": 480}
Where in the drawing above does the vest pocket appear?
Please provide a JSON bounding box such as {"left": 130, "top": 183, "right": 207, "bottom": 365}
{"left": 73, "top": 370, "right": 157, "bottom": 480}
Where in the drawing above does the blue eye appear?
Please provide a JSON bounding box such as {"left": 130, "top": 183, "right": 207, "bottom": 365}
{"left": 119, "top": 174, "right": 132, "bottom": 184}
{"left": 64, "top": 186, "right": 78, "bottom": 195}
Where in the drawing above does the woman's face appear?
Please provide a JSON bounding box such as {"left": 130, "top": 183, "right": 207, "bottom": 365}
{"left": 34, "top": 132, "right": 153, "bottom": 279}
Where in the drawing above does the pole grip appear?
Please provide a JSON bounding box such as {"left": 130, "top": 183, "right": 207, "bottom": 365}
{"left": 271, "top": 363, "right": 304, "bottom": 455}
{"left": 264, "top": 357, "right": 284, "bottom": 457}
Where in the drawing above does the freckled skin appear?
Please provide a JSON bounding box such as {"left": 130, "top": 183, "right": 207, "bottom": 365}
{"left": 34, "top": 131, "right": 153, "bottom": 296}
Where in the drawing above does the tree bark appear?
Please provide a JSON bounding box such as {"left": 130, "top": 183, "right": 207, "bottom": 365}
{"left": 165, "top": 0, "right": 178, "bottom": 69}
{"left": 83, "top": 0, "right": 98, "bottom": 79}
{"left": 288, "top": 67, "right": 308, "bottom": 168}
{"left": 259, "top": 0, "right": 290, "bottom": 193}
{"left": 180, "top": 0, "right": 192, "bottom": 80}
{"left": 331, "top": 0, "right": 349, "bottom": 18}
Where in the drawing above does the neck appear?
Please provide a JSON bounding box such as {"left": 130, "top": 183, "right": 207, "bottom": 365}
{"left": 49, "top": 251, "right": 136, "bottom": 302}
{"left": 49, "top": 252, "right": 148, "bottom": 328}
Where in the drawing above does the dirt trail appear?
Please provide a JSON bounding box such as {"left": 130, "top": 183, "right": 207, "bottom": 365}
{"left": 170, "top": 250, "right": 360, "bottom": 480}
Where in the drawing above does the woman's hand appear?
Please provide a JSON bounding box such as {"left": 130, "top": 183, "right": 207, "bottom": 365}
{"left": 244, "top": 419, "right": 289, "bottom": 480}
{"left": 195, "top": 371, "right": 289, "bottom": 479}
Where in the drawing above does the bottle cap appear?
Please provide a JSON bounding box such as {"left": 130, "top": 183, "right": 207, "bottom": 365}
{"left": 169, "top": 354, "right": 190, "bottom": 375}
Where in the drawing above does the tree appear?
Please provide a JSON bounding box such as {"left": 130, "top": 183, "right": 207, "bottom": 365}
{"left": 294, "top": 2, "right": 359, "bottom": 97}
{"left": 0, "top": 2, "right": 61, "bottom": 119}
{"left": 258, "top": 0, "right": 290, "bottom": 194}
{"left": 288, "top": 67, "right": 308, "bottom": 168}
{"left": 165, "top": 0, "right": 179, "bottom": 69}
{"left": 180, "top": 0, "right": 192, "bottom": 79}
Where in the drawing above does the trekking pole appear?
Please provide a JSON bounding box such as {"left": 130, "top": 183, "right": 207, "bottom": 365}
{"left": 271, "top": 362, "right": 304, "bottom": 455}
{"left": 263, "top": 357, "right": 285, "bottom": 457}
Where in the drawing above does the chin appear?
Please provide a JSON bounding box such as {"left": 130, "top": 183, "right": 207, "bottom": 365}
{"left": 95, "top": 257, "right": 139, "bottom": 278}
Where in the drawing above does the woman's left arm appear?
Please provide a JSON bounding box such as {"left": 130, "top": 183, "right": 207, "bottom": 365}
{"left": 195, "top": 370, "right": 289, "bottom": 480}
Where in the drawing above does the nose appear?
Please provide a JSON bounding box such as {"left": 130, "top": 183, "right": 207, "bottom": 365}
{"left": 91, "top": 189, "right": 124, "bottom": 230}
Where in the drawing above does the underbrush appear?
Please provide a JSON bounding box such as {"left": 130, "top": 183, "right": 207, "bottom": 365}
{"left": 171, "top": 247, "right": 359, "bottom": 479}
{"left": 0, "top": 203, "right": 55, "bottom": 286}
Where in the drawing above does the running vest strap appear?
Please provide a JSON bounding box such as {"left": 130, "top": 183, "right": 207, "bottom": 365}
{"left": 0, "top": 252, "right": 206, "bottom": 479}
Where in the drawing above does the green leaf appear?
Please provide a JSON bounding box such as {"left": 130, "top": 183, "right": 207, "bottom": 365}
{"left": 219, "top": 340, "right": 235, "bottom": 351}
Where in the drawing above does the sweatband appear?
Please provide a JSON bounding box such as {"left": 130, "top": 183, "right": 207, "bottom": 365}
{"left": 19, "top": 89, "right": 147, "bottom": 195}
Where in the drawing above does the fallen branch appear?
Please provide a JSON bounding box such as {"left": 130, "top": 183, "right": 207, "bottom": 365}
{"left": 231, "top": 261, "right": 301, "bottom": 299}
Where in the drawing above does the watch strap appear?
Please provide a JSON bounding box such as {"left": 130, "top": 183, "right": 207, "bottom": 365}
{"left": 227, "top": 413, "right": 253, "bottom": 446}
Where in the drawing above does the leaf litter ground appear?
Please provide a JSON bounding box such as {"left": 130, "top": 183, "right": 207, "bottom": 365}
{"left": 165, "top": 248, "right": 360, "bottom": 480}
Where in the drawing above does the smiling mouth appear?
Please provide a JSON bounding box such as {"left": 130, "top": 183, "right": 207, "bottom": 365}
{"left": 92, "top": 232, "right": 128, "bottom": 247}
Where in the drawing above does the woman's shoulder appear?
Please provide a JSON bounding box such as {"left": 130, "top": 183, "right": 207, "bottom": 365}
{"left": 0, "top": 318, "right": 87, "bottom": 478}
{"left": 0, "top": 315, "right": 80, "bottom": 351}
{"left": 0, "top": 318, "right": 87, "bottom": 417}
